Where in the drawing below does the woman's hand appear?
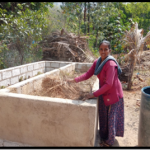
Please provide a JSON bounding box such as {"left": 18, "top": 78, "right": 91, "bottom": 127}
{"left": 82, "top": 93, "right": 95, "bottom": 101}
{"left": 86, "top": 93, "right": 95, "bottom": 99}
{"left": 66, "top": 78, "right": 76, "bottom": 83}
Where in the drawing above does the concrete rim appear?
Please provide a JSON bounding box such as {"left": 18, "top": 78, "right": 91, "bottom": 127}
{"left": 141, "top": 86, "right": 150, "bottom": 97}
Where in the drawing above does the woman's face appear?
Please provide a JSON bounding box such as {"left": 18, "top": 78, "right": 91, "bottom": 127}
{"left": 99, "top": 43, "right": 111, "bottom": 61}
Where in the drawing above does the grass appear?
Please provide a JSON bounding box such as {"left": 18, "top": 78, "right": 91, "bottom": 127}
{"left": 0, "top": 86, "right": 5, "bottom": 89}
{"left": 19, "top": 76, "right": 23, "bottom": 82}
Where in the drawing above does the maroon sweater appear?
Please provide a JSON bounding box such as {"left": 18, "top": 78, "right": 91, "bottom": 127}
{"left": 75, "top": 59, "right": 123, "bottom": 98}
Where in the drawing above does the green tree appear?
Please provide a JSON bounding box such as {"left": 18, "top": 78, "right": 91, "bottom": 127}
{"left": 59, "top": 2, "right": 132, "bottom": 55}
{"left": 47, "top": 4, "right": 67, "bottom": 32}
{"left": 121, "top": 2, "right": 150, "bottom": 36}
{"left": 0, "top": 3, "right": 53, "bottom": 68}
{"left": 60, "top": 2, "right": 85, "bottom": 35}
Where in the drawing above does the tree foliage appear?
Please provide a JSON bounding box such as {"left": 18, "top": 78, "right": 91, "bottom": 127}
{"left": 48, "top": 4, "right": 67, "bottom": 32}
{"left": 0, "top": 2, "right": 54, "bottom": 69}
{"left": 121, "top": 2, "right": 150, "bottom": 36}
{"left": 60, "top": 2, "right": 131, "bottom": 54}
{"left": 0, "top": 2, "right": 53, "bottom": 14}
{"left": 59, "top": 2, "right": 150, "bottom": 56}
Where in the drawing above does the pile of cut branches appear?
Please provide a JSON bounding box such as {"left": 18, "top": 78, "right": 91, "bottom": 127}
{"left": 39, "top": 29, "right": 95, "bottom": 63}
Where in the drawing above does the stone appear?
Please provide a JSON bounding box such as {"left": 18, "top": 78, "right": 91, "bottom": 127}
{"left": 21, "top": 67, "right": 27, "bottom": 74}
{"left": 28, "top": 65, "right": 33, "bottom": 71}
{"left": 34, "top": 64, "right": 39, "bottom": 70}
{"left": 51, "top": 62, "right": 59, "bottom": 68}
{"left": 12, "top": 69, "right": 20, "bottom": 76}
{"left": 45, "top": 62, "right": 50, "bottom": 67}
{"left": 0, "top": 79, "right": 10, "bottom": 87}
{"left": 2, "top": 71, "right": 12, "bottom": 80}
{"left": 11, "top": 76, "right": 19, "bottom": 85}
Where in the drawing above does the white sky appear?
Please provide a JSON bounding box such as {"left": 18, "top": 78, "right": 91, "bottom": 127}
{"left": 54, "top": 2, "right": 62, "bottom": 6}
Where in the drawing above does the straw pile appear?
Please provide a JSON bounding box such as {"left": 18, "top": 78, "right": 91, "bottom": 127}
{"left": 40, "top": 77, "right": 86, "bottom": 100}
{"left": 32, "top": 71, "right": 96, "bottom": 100}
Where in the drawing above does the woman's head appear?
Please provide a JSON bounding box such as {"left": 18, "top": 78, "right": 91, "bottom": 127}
{"left": 99, "top": 40, "right": 111, "bottom": 49}
{"left": 99, "top": 40, "right": 111, "bottom": 61}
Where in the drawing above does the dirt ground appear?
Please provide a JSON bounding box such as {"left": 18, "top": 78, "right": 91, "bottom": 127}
{"left": 95, "top": 82, "right": 143, "bottom": 147}
{"left": 114, "top": 50, "right": 150, "bottom": 147}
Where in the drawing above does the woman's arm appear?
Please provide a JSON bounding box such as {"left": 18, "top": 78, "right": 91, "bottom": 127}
{"left": 75, "top": 59, "right": 97, "bottom": 83}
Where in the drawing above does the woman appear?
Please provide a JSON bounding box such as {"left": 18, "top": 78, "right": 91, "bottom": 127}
{"left": 67, "top": 40, "right": 124, "bottom": 147}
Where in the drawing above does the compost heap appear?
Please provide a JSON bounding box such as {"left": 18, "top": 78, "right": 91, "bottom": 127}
{"left": 39, "top": 28, "right": 95, "bottom": 63}
{"left": 33, "top": 71, "right": 96, "bottom": 100}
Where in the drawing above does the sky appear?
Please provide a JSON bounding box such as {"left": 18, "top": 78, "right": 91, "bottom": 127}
{"left": 54, "top": 2, "right": 62, "bottom": 6}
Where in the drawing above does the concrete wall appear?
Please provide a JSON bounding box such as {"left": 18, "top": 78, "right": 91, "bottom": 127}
{"left": 0, "top": 139, "right": 31, "bottom": 147}
{"left": 45, "top": 61, "right": 93, "bottom": 73}
{"left": 0, "top": 61, "right": 97, "bottom": 146}
{"left": 75, "top": 62, "right": 92, "bottom": 73}
{"left": 0, "top": 61, "right": 93, "bottom": 88}
{"left": 8, "top": 63, "right": 76, "bottom": 95}
{"left": 45, "top": 61, "right": 72, "bottom": 72}
{"left": 0, "top": 92, "right": 97, "bottom": 146}
{"left": 0, "top": 61, "right": 45, "bottom": 87}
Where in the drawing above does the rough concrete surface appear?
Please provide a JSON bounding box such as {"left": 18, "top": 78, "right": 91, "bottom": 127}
{"left": 0, "top": 62, "right": 98, "bottom": 147}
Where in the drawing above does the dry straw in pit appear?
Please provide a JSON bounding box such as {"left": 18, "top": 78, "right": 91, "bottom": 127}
{"left": 33, "top": 70, "right": 93, "bottom": 100}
